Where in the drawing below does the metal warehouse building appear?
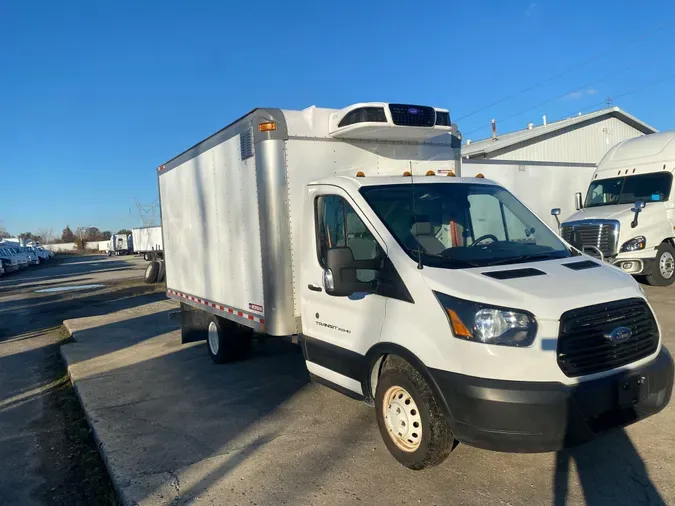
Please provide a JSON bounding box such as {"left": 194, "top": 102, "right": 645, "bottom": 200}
{"left": 462, "top": 107, "right": 657, "bottom": 164}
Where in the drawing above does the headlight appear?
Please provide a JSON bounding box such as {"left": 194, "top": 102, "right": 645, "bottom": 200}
{"left": 434, "top": 292, "right": 537, "bottom": 347}
{"left": 620, "top": 236, "right": 646, "bottom": 252}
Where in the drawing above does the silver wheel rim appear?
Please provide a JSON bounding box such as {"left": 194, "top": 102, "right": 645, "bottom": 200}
{"left": 382, "top": 386, "right": 422, "bottom": 452}
{"left": 208, "top": 322, "right": 219, "bottom": 355}
{"left": 660, "top": 252, "right": 674, "bottom": 279}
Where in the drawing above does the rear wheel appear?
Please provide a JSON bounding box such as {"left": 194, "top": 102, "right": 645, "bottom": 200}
{"left": 207, "top": 315, "right": 253, "bottom": 364}
{"left": 144, "top": 261, "right": 159, "bottom": 283}
{"left": 375, "top": 357, "right": 454, "bottom": 469}
{"left": 143, "top": 252, "right": 150, "bottom": 261}
{"left": 645, "top": 243, "right": 675, "bottom": 286}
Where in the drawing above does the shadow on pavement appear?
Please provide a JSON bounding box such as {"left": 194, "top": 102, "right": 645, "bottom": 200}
{"left": 0, "top": 265, "right": 135, "bottom": 292}
{"left": 553, "top": 404, "right": 665, "bottom": 505}
{"left": 0, "top": 287, "right": 166, "bottom": 342}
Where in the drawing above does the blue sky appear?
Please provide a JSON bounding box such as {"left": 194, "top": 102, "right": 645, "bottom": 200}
{"left": 1, "top": 0, "right": 674, "bottom": 236}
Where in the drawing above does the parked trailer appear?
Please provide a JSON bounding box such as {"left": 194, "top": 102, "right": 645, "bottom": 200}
{"left": 158, "top": 103, "right": 672, "bottom": 469}
{"left": 132, "top": 226, "right": 163, "bottom": 260}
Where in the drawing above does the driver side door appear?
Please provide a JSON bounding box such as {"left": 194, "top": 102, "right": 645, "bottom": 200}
{"left": 301, "top": 185, "right": 388, "bottom": 396}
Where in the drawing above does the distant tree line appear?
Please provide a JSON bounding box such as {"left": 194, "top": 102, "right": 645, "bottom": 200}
{"left": 0, "top": 221, "right": 131, "bottom": 247}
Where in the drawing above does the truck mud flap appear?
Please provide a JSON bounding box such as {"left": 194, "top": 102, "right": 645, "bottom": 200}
{"left": 180, "top": 302, "right": 210, "bottom": 344}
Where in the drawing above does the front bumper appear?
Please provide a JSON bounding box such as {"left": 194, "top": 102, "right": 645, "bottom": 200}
{"left": 430, "top": 347, "right": 673, "bottom": 453}
{"left": 3, "top": 264, "right": 20, "bottom": 272}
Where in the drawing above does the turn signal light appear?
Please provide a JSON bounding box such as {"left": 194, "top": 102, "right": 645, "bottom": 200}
{"left": 447, "top": 309, "right": 472, "bottom": 338}
{"left": 259, "top": 122, "right": 277, "bottom": 132}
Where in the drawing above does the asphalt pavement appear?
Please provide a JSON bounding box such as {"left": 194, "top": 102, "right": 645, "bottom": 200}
{"left": 59, "top": 275, "right": 675, "bottom": 505}
{"left": 0, "top": 254, "right": 160, "bottom": 506}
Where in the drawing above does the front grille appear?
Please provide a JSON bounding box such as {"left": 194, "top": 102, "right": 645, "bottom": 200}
{"left": 557, "top": 298, "right": 658, "bottom": 377}
{"left": 560, "top": 220, "right": 619, "bottom": 258}
{"left": 388, "top": 104, "right": 436, "bottom": 127}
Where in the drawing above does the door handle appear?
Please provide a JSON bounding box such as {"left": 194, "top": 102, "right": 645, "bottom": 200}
{"left": 308, "top": 284, "right": 323, "bottom": 292}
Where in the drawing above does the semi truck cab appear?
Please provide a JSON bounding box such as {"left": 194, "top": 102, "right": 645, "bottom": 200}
{"left": 560, "top": 131, "right": 675, "bottom": 285}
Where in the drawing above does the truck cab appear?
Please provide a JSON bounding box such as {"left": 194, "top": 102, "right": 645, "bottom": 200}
{"left": 560, "top": 131, "right": 675, "bottom": 285}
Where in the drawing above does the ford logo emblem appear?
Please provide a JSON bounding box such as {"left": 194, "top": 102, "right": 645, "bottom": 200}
{"left": 408, "top": 107, "right": 420, "bottom": 115}
{"left": 605, "top": 326, "right": 632, "bottom": 343}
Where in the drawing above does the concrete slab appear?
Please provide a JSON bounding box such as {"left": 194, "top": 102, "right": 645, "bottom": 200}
{"left": 61, "top": 293, "right": 675, "bottom": 506}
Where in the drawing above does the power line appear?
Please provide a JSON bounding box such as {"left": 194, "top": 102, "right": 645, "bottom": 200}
{"left": 463, "top": 74, "right": 675, "bottom": 138}
{"left": 455, "top": 19, "right": 675, "bottom": 122}
{"left": 462, "top": 58, "right": 657, "bottom": 136}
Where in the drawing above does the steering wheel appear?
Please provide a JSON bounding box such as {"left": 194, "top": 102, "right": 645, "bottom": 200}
{"left": 470, "top": 234, "right": 499, "bottom": 247}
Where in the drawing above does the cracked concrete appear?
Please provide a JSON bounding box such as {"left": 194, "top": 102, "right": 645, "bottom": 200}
{"left": 60, "top": 286, "right": 675, "bottom": 505}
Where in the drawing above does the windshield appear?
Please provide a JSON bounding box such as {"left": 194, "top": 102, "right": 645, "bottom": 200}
{"left": 585, "top": 173, "right": 672, "bottom": 207}
{"left": 360, "top": 183, "right": 572, "bottom": 269}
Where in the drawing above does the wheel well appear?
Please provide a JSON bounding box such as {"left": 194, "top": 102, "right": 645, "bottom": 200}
{"left": 365, "top": 346, "right": 453, "bottom": 421}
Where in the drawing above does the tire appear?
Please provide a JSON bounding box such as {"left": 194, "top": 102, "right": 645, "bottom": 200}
{"left": 144, "top": 261, "right": 160, "bottom": 284}
{"left": 375, "top": 357, "right": 454, "bottom": 469}
{"left": 143, "top": 252, "right": 150, "bottom": 261}
{"left": 207, "top": 315, "right": 253, "bottom": 364}
{"left": 156, "top": 261, "right": 166, "bottom": 283}
{"left": 107, "top": 251, "right": 112, "bottom": 257}
{"left": 645, "top": 243, "right": 675, "bottom": 286}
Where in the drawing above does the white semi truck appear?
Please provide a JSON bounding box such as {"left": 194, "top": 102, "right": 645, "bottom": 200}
{"left": 158, "top": 103, "right": 672, "bottom": 469}
{"left": 107, "top": 233, "right": 133, "bottom": 256}
{"left": 132, "top": 226, "right": 163, "bottom": 261}
{"left": 560, "top": 131, "right": 675, "bottom": 286}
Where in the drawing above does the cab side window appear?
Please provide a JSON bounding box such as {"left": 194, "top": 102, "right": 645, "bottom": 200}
{"left": 316, "top": 195, "right": 381, "bottom": 282}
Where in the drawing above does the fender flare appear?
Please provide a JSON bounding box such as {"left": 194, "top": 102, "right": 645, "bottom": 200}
{"left": 362, "top": 342, "right": 454, "bottom": 422}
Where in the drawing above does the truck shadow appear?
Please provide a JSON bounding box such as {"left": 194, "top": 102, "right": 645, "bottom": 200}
{"left": 553, "top": 425, "right": 665, "bottom": 505}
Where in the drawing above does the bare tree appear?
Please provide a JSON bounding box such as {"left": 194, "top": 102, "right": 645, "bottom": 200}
{"left": 37, "top": 228, "right": 55, "bottom": 244}
{"left": 0, "top": 221, "right": 9, "bottom": 239}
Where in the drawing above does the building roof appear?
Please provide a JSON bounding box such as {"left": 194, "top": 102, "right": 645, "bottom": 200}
{"left": 461, "top": 107, "right": 658, "bottom": 158}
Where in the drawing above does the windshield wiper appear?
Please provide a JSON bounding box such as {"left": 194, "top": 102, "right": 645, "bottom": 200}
{"left": 485, "top": 252, "right": 560, "bottom": 267}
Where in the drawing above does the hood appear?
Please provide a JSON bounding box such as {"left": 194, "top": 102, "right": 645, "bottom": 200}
{"left": 563, "top": 204, "right": 635, "bottom": 223}
{"left": 422, "top": 257, "right": 642, "bottom": 321}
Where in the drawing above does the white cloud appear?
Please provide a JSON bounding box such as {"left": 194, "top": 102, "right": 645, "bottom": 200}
{"left": 564, "top": 88, "right": 599, "bottom": 100}
{"left": 525, "top": 2, "right": 537, "bottom": 17}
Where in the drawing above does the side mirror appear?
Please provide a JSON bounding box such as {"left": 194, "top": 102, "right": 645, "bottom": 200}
{"left": 325, "top": 247, "right": 360, "bottom": 297}
{"left": 631, "top": 201, "right": 646, "bottom": 213}
{"left": 574, "top": 192, "right": 583, "bottom": 211}
{"left": 631, "top": 201, "right": 645, "bottom": 229}
{"left": 550, "top": 208, "right": 561, "bottom": 230}
{"left": 324, "top": 247, "right": 379, "bottom": 297}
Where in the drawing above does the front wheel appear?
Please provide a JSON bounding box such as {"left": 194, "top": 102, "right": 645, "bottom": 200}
{"left": 645, "top": 243, "right": 675, "bottom": 286}
{"left": 375, "top": 357, "right": 454, "bottom": 469}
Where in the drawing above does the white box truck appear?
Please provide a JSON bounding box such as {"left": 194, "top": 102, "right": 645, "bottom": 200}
{"left": 132, "top": 226, "right": 163, "bottom": 261}
{"left": 158, "top": 103, "right": 672, "bottom": 469}
{"left": 561, "top": 131, "right": 675, "bottom": 286}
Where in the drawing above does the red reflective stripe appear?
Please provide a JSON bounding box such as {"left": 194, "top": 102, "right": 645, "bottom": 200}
{"left": 168, "top": 290, "right": 263, "bottom": 325}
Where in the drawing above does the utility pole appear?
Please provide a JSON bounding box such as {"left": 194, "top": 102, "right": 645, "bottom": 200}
{"left": 133, "top": 199, "right": 160, "bottom": 227}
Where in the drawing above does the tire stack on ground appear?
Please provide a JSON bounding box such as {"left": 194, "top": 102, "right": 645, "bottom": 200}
{"left": 144, "top": 260, "right": 165, "bottom": 284}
